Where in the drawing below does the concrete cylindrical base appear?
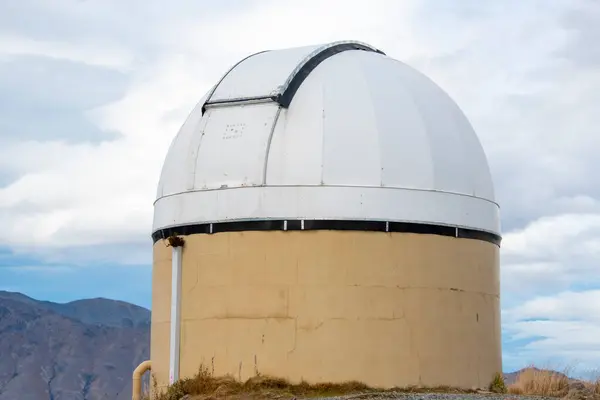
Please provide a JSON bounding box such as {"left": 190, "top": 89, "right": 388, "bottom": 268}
{"left": 150, "top": 230, "right": 501, "bottom": 392}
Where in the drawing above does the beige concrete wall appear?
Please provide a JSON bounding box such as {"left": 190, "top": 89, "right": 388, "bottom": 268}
{"left": 151, "top": 230, "right": 501, "bottom": 391}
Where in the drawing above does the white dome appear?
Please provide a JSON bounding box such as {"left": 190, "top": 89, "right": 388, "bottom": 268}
{"left": 153, "top": 41, "right": 500, "bottom": 240}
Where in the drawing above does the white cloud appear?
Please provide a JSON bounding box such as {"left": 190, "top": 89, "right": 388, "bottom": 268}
{"left": 503, "top": 290, "right": 600, "bottom": 370}
{"left": 0, "top": 32, "right": 225, "bottom": 251}
{"left": 501, "top": 213, "right": 600, "bottom": 296}
{"left": 0, "top": 35, "right": 133, "bottom": 71}
{"left": 503, "top": 213, "right": 600, "bottom": 259}
{"left": 501, "top": 212, "right": 600, "bottom": 369}
{"left": 2, "top": 265, "right": 72, "bottom": 273}
{"left": 505, "top": 290, "right": 600, "bottom": 324}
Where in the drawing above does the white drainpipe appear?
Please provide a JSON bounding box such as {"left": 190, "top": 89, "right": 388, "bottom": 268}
{"left": 169, "top": 246, "right": 183, "bottom": 384}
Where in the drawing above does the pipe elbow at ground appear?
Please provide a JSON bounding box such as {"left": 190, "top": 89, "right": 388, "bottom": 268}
{"left": 132, "top": 360, "right": 152, "bottom": 400}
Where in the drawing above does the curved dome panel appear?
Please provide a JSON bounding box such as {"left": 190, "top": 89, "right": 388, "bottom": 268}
{"left": 205, "top": 41, "right": 383, "bottom": 107}
{"left": 265, "top": 51, "right": 495, "bottom": 199}
{"left": 154, "top": 41, "right": 501, "bottom": 238}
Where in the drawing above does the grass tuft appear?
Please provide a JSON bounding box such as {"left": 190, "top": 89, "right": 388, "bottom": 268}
{"left": 488, "top": 372, "right": 507, "bottom": 393}
{"left": 507, "top": 366, "right": 571, "bottom": 397}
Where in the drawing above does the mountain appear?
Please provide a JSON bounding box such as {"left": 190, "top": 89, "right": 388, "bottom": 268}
{"left": 0, "top": 291, "right": 150, "bottom": 329}
{"left": 0, "top": 291, "right": 150, "bottom": 400}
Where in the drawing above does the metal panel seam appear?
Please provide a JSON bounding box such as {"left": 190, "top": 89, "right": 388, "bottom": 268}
{"left": 398, "top": 72, "right": 436, "bottom": 190}
{"left": 186, "top": 111, "right": 212, "bottom": 190}
{"left": 154, "top": 184, "right": 500, "bottom": 207}
{"left": 202, "top": 50, "right": 270, "bottom": 114}
{"left": 262, "top": 106, "right": 283, "bottom": 184}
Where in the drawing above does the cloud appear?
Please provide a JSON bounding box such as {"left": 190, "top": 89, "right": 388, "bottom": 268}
{"left": 0, "top": 35, "right": 134, "bottom": 71}
{"left": 0, "top": 55, "right": 128, "bottom": 143}
{"left": 503, "top": 214, "right": 600, "bottom": 260}
{"left": 559, "top": 0, "right": 600, "bottom": 68}
{"left": 507, "top": 290, "right": 600, "bottom": 323}
{"left": 1, "top": 265, "right": 72, "bottom": 273}
{"left": 501, "top": 213, "right": 600, "bottom": 297}
{"left": 0, "top": 55, "right": 214, "bottom": 253}
{"left": 503, "top": 290, "right": 600, "bottom": 371}
{"left": 500, "top": 210, "right": 600, "bottom": 370}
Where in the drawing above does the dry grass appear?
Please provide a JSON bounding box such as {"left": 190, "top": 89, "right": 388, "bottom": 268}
{"left": 590, "top": 375, "right": 600, "bottom": 397}
{"left": 143, "top": 364, "right": 600, "bottom": 400}
{"left": 507, "top": 366, "right": 571, "bottom": 397}
{"left": 506, "top": 366, "right": 600, "bottom": 398}
{"left": 149, "top": 366, "right": 373, "bottom": 400}
{"left": 147, "top": 365, "right": 484, "bottom": 400}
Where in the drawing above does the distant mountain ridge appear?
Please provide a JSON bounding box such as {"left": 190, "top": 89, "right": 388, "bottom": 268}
{"left": 0, "top": 291, "right": 150, "bottom": 328}
{"left": 0, "top": 290, "right": 150, "bottom": 400}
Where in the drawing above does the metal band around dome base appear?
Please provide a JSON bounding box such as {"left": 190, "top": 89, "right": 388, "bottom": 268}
{"left": 151, "top": 219, "right": 501, "bottom": 246}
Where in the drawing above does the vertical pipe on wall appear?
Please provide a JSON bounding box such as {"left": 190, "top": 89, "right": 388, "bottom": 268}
{"left": 169, "top": 246, "right": 183, "bottom": 385}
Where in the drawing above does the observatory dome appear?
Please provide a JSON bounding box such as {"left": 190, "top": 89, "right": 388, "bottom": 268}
{"left": 149, "top": 41, "right": 503, "bottom": 392}
{"left": 153, "top": 40, "right": 500, "bottom": 242}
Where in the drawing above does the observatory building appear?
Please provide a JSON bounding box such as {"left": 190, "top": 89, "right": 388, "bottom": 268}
{"left": 150, "top": 41, "right": 502, "bottom": 392}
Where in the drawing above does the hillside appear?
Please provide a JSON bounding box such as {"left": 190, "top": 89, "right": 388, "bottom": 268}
{"left": 0, "top": 291, "right": 150, "bottom": 400}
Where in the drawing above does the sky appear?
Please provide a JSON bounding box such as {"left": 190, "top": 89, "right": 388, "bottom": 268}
{"left": 0, "top": 0, "right": 599, "bottom": 375}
